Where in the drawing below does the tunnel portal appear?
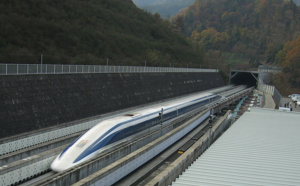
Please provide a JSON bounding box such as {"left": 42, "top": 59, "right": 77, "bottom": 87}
{"left": 229, "top": 70, "right": 259, "bottom": 88}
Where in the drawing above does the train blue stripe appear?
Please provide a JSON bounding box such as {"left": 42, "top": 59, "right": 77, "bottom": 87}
{"left": 60, "top": 95, "right": 211, "bottom": 159}
{"left": 71, "top": 94, "right": 219, "bottom": 163}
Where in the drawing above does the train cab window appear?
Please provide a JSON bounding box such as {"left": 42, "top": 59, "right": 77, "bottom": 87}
{"left": 76, "top": 140, "right": 88, "bottom": 148}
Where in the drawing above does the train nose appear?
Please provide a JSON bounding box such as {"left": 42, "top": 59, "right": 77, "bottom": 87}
{"left": 50, "top": 157, "right": 73, "bottom": 172}
{"left": 51, "top": 160, "right": 63, "bottom": 172}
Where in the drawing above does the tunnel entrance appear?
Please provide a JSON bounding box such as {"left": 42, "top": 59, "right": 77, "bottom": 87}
{"left": 229, "top": 70, "right": 259, "bottom": 88}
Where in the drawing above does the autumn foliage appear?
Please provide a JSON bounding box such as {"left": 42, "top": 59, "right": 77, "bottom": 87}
{"left": 173, "top": 0, "right": 300, "bottom": 91}
{"left": 274, "top": 36, "right": 300, "bottom": 89}
{"left": 276, "top": 36, "right": 300, "bottom": 68}
{"left": 178, "top": 0, "right": 300, "bottom": 66}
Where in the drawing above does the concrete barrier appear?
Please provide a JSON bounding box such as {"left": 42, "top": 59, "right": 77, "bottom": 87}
{"left": 0, "top": 132, "right": 79, "bottom": 166}
{"left": 0, "top": 145, "right": 66, "bottom": 186}
{"left": 146, "top": 111, "right": 232, "bottom": 186}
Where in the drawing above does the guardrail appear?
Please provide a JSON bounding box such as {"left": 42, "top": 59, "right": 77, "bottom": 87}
{"left": 0, "top": 64, "right": 218, "bottom": 75}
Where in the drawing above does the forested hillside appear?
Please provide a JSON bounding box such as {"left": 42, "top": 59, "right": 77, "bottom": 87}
{"left": 175, "top": 0, "right": 300, "bottom": 93}
{"left": 0, "top": 0, "right": 203, "bottom": 67}
{"left": 133, "top": 0, "right": 194, "bottom": 18}
{"left": 178, "top": 0, "right": 300, "bottom": 66}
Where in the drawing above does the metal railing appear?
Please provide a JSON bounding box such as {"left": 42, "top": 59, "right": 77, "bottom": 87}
{"left": 0, "top": 64, "right": 218, "bottom": 75}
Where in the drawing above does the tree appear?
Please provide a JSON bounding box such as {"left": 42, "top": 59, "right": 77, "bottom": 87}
{"left": 173, "top": 15, "right": 184, "bottom": 33}
{"left": 275, "top": 36, "right": 300, "bottom": 88}
{"left": 276, "top": 36, "right": 300, "bottom": 68}
{"left": 153, "top": 12, "right": 162, "bottom": 22}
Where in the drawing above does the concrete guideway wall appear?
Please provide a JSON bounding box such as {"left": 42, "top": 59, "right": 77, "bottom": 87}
{"left": 0, "top": 72, "right": 224, "bottom": 138}
{"left": 0, "top": 117, "right": 100, "bottom": 156}
{"left": 0, "top": 145, "right": 65, "bottom": 186}
{"left": 147, "top": 110, "right": 232, "bottom": 186}
{"left": 0, "top": 132, "right": 79, "bottom": 166}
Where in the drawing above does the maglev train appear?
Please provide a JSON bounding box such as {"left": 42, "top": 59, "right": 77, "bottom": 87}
{"left": 50, "top": 92, "right": 221, "bottom": 172}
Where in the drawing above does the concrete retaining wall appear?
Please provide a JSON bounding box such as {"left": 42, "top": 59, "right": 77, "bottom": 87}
{"left": 0, "top": 72, "right": 224, "bottom": 138}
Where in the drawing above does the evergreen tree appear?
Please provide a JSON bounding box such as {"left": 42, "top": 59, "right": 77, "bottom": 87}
{"left": 174, "top": 15, "right": 184, "bottom": 33}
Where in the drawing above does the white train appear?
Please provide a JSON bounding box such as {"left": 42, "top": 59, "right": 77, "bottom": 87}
{"left": 51, "top": 92, "right": 220, "bottom": 172}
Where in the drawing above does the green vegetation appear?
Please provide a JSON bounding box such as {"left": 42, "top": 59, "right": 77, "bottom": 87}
{"left": 0, "top": 0, "right": 204, "bottom": 67}
{"left": 222, "top": 52, "right": 250, "bottom": 67}
{"left": 133, "top": 0, "right": 195, "bottom": 18}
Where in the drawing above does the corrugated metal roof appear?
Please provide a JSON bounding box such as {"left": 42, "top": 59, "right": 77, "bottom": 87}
{"left": 172, "top": 108, "right": 300, "bottom": 186}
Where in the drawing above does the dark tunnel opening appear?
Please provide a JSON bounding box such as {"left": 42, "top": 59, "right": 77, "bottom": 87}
{"left": 229, "top": 71, "right": 258, "bottom": 88}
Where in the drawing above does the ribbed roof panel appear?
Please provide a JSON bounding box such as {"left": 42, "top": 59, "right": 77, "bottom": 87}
{"left": 173, "top": 108, "right": 300, "bottom": 186}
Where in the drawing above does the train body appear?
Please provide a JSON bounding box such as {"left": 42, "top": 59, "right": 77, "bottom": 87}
{"left": 51, "top": 92, "right": 220, "bottom": 172}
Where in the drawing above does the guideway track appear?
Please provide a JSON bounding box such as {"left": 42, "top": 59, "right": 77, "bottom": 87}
{"left": 0, "top": 131, "right": 82, "bottom": 167}
{"left": 115, "top": 113, "right": 215, "bottom": 185}
{"left": 147, "top": 110, "right": 233, "bottom": 186}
